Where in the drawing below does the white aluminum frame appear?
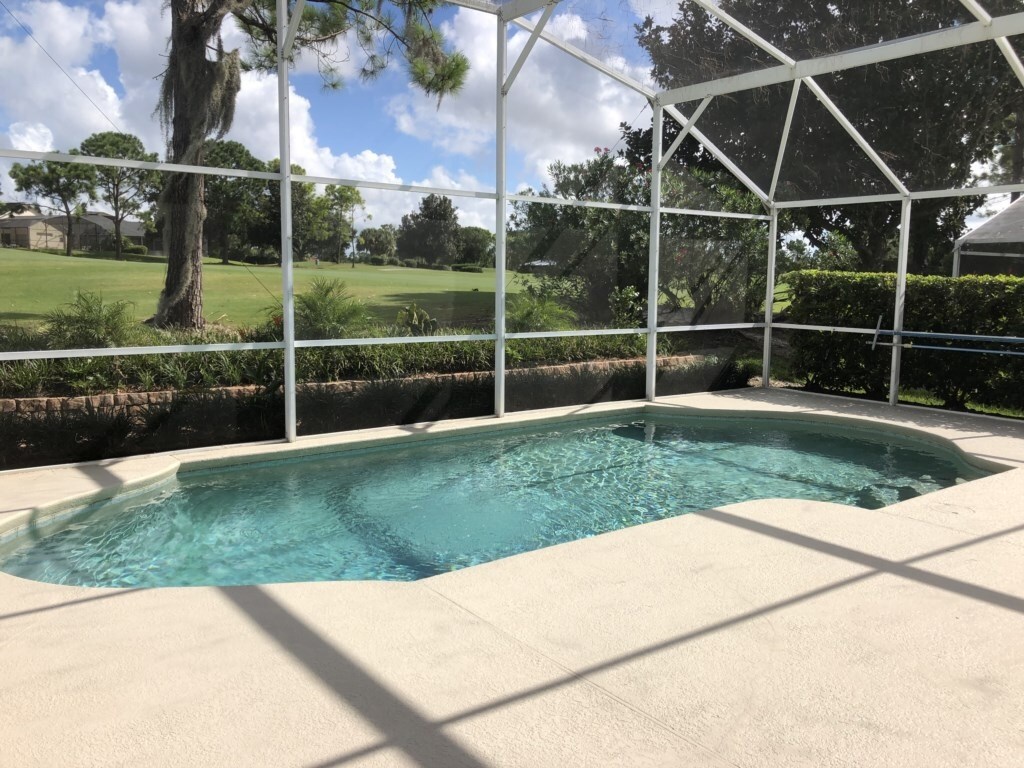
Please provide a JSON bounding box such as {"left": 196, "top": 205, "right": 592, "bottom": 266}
{"left": 890, "top": 198, "right": 912, "bottom": 405}
{"left": 495, "top": 16, "right": 509, "bottom": 417}
{"left": 658, "top": 11, "right": 1024, "bottom": 105}
{"left": 646, "top": 104, "right": 663, "bottom": 400}
{"left": 278, "top": 0, "right": 298, "bottom": 441}
{"left": 3, "top": 0, "right": 1023, "bottom": 454}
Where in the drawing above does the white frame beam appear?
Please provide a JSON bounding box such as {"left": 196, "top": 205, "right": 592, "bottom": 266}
{"left": 445, "top": 0, "right": 500, "bottom": 14}
{"left": 659, "top": 96, "right": 712, "bottom": 171}
{"left": 761, "top": 209, "right": 779, "bottom": 387}
{"left": 647, "top": 105, "right": 664, "bottom": 401}
{"left": 505, "top": 194, "right": 772, "bottom": 220}
{"left": 773, "top": 182, "right": 1024, "bottom": 209}
{"left": 769, "top": 80, "right": 802, "bottom": 201}
{"left": 802, "top": 77, "right": 910, "bottom": 196}
{"left": 510, "top": 14, "right": 650, "bottom": 96}
{"left": 890, "top": 198, "right": 913, "bottom": 406}
{"left": 508, "top": 14, "right": 770, "bottom": 204}
{"left": 293, "top": 174, "right": 495, "bottom": 199}
{"left": 995, "top": 37, "right": 1024, "bottom": 86}
{"left": 663, "top": 105, "right": 771, "bottom": 205}
{"left": 503, "top": 2, "right": 555, "bottom": 94}
{"left": 0, "top": 148, "right": 280, "bottom": 180}
{"left": 500, "top": 0, "right": 557, "bottom": 22}
{"left": 687, "top": 0, "right": 796, "bottom": 67}
{"left": 495, "top": 17, "right": 509, "bottom": 417}
{"left": 277, "top": 0, "right": 297, "bottom": 441}
{"left": 658, "top": 12, "right": 1024, "bottom": 105}
{"left": 958, "top": 0, "right": 993, "bottom": 25}
{"left": 282, "top": 0, "right": 307, "bottom": 58}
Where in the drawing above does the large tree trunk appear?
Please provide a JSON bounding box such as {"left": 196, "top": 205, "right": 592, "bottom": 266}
{"left": 62, "top": 203, "right": 73, "bottom": 258}
{"left": 113, "top": 215, "right": 123, "bottom": 261}
{"left": 160, "top": 171, "right": 206, "bottom": 327}
{"left": 155, "top": 0, "right": 242, "bottom": 328}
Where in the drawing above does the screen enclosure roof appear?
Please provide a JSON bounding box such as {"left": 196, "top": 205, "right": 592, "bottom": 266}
{"left": 454, "top": 0, "right": 1024, "bottom": 206}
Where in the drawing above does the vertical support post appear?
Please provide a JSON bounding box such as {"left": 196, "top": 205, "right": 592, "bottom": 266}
{"left": 646, "top": 103, "right": 664, "bottom": 401}
{"left": 952, "top": 244, "right": 962, "bottom": 277}
{"left": 890, "top": 197, "right": 912, "bottom": 406}
{"left": 494, "top": 18, "right": 508, "bottom": 417}
{"left": 761, "top": 208, "right": 778, "bottom": 387}
{"left": 277, "top": 0, "right": 297, "bottom": 441}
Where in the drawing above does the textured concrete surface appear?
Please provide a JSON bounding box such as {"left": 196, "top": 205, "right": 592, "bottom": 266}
{"left": 1, "top": 390, "right": 1023, "bottom": 767}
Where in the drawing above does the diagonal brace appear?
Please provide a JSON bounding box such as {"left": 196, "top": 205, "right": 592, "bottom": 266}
{"left": 503, "top": 3, "right": 556, "bottom": 94}
{"left": 283, "top": 0, "right": 307, "bottom": 58}
{"left": 659, "top": 96, "right": 713, "bottom": 171}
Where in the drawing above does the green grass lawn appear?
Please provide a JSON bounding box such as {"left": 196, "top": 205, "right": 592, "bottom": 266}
{"left": 0, "top": 248, "right": 516, "bottom": 330}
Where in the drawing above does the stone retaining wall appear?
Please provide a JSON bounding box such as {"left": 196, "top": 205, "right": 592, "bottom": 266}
{"left": 1, "top": 355, "right": 713, "bottom": 416}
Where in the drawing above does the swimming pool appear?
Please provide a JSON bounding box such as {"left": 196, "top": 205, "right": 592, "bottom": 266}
{"left": 0, "top": 414, "right": 988, "bottom": 587}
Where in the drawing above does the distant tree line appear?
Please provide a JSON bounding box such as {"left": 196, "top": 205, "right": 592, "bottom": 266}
{"left": 8, "top": 132, "right": 159, "bottom": 261}
{"left": 358, "top": 193, "right": 494, "bottom": 267}
{"left": 5, "top": 134, "right": 366, "bottom": 266}
{"left": 5, "top": 142, "right": 496, "bottom": 272}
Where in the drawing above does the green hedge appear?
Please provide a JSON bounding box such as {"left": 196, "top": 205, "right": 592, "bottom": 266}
{"left": 784, "top": 270, "right": 1024, "bottom": 407}
{"left": 0, "top": 331, "right": 652, "bottom": 398}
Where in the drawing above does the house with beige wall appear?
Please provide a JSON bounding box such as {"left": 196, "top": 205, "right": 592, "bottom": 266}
{"left": 0, "top": 207, "right": 146, "bottom": 251}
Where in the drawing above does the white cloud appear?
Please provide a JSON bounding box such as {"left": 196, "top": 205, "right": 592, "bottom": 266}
{"left": 0, "top": 123, "right": 54, "bottom": 201}
{"left": 626, "top": 0, "right": 679, "bottom": 28}
{"left": 0, "top": 0, "right": 498, "bottom": 230}
{"left": 18, "top": 0, "right": 100, "bottom": 66}
{"left": 386, "top": 8, "right": 652, "bottom": 189}
{"left": 7, "top": 122, "right": 54, "bottom": 152}
{"left": 0, "top": 11, "right": 124, "bottom": 152}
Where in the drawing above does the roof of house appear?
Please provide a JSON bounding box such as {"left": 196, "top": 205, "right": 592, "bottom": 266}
{"left": 957, "top": 197, "right": 1024, "bottom": 248}
{"left": 0, "top": 212, "right": 56, "bottom": 228}
{"left": 0, "top": 205, "right": 44, "bottom": 221}
{"left": 80, "top": 213, "right": 147, "bottom": 238}
{"left": 0, "top": 210, "right": 146, "bottom": 238}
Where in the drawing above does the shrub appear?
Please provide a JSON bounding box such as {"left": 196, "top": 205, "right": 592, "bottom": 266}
{"left": 451, "top": 264, "right": 483, "bottom": 273}
{"left": 0, "top": 325, "right": 45, "bottom": 353}
{"left": 293, "top": 278, "right": 367, "bottom": 340}
{"left": 784, "top": 270, "right": 1024, "bottom": 408}
{"left": 368, "top": 255, "right": 387, "bottom": 266}
{"left": 397, "top": 303, "right": 439, "bottom": 336}
{"left": 426, "top": 263, "right": 452, "bottom": 271}
{"left": 385, "top": 256, "right": 401, "bottom": 267}
{"left": 609, "top": 285, "right": 645, "bottom": 328}
{"left": 506, "top": 294, "right": 577, "bottom": 333}
{"left": 506, "top": 334, "right": 644, "bottom": 367}
{"left": 401, "top": 259, "right": 419, "bottom": 268}
{"left": 124, "top": 244, "right": 148, "bottom": 256}
{"left": 242, "top": 246, "right": 280, "bottom": 265}
{"left": 43, "top": 292, "right": 145, "bottom": 349}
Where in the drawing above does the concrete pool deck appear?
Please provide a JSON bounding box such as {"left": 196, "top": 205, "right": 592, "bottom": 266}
{"left": 1, "top": 389, "right": 1023, "bottom": 766}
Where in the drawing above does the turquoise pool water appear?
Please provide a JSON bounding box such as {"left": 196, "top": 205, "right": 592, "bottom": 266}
{"left": 0, "top": 416, "right": 986, "bottom": 587}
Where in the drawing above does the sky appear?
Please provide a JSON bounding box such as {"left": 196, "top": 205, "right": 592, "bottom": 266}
{"left": 0, "top": 0, "right": 677, "bottom": 231}
{"left": 0, "top": 0, "right": 1011, "bottom": 234}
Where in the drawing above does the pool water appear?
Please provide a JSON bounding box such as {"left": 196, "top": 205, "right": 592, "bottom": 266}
{"left": 0, "top": 416, "right": 986, "bottom": 587}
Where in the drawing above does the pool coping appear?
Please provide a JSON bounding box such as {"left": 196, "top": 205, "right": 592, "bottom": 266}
{"left": 3, "top": 388, "right": 1024, "bottom": 547}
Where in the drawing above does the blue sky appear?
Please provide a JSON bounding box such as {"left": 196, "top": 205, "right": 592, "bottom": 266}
{"left": 1, "top": 1, "right": 1009, "bottom": 231}
{"left": 0, "top": 0, "right": 670, "bottom": 228}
